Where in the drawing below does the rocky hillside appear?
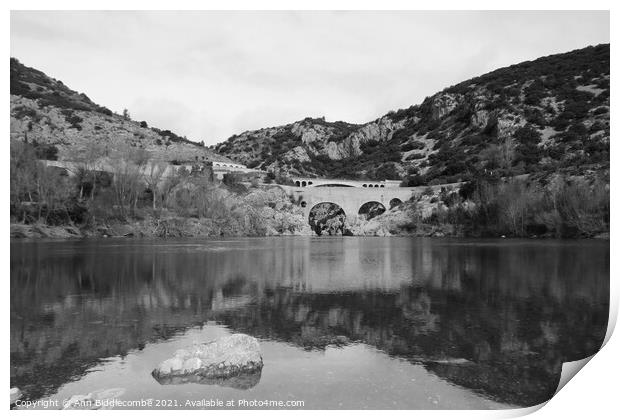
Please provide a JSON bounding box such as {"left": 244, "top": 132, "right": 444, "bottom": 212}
{"left": 214, "top": 44, "right": 610, "bottom": 183}
{"left": 10, "top": 58, "right": 233, "bottom": 165}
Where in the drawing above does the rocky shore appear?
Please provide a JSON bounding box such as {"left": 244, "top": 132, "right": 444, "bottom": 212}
{"left": 9, "top": 218, "right": 451, "bottom": 240}
{"left": 10, "top": 219, "right": 312, "bottom": 239}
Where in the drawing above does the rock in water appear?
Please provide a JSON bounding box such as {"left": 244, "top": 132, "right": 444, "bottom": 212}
{"left": 10, "top": 387, "right": 22, "bottom": 405}
{"left": 152, "top": 334, "right": 263, "bottom": 389}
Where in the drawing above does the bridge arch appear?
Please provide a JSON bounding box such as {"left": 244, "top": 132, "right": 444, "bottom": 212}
{"left": 358, "top": 201, "right": 386, "bottom": 220}
{"left": 308, "top": 202, "right": 347, "bottom": 236}
{"left": 389, "top": 198, "right": 403, "bottom": 209}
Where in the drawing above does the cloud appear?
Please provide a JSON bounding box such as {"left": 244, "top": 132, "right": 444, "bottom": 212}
{"left": 10, "top": 10, "right": 610, "bottom": 145}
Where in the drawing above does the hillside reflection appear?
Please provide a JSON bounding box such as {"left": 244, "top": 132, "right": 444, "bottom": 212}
{"left": 11, "top": 238, "right": 609, "bottom": 407}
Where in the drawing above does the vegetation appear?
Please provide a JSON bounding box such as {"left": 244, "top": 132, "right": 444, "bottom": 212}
{"left": 10, "top": 133, "right": 609, "bottom": 239}
{"left": 27, "top": 139, "right": 59, "bottom": 161}
{"left": 402, "top": 175, "right": 609, "bottom": 239}
{"left": 151, "top": 127, "right": 205, "bottom": 147}
{"left": 10, "top": 141, "right": 309, "bottom": 237}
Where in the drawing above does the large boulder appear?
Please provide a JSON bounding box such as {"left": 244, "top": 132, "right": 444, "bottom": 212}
{"left": 10, "top": 387, "right": 22, "bottom": 405}
{"left": 152, "top": 334, "right": 263, "bottom": 389}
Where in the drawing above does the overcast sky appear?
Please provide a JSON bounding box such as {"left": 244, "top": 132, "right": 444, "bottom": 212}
{"left": 11, "top": 11, "right": 609, "bottom": 145}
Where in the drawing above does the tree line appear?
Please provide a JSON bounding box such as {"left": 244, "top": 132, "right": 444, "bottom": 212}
{"left": 10, "top": 140, "right": 310, "bottom": 237}
{"left": 11, "top": 139, "right": 213, "bottom": 225}
{"left": 417, "top": 174, "right": 609, "bottom": 238}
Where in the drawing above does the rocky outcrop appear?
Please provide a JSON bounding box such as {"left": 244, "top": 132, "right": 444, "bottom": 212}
{"left": 496, "top": 113, "right": 525, "bottom": 138}
{"left": 152, "top": 334, "right": 263, "bottom": 389}
{"left": 291, "top": 122, "right": 332, "bottom": 145}
{"left": 429, "top": 93, "right": 463, "bottom": 120}
{"left": 10, "top": 388, "right": 22, "bottom": 405}
{"left": 349, "top": 218, "right": 393, "bottom": 237}
{"left": 347, "top": 116, "right": 405, "bottom": 144}
{"left": 323, "top": 138, "right": 359, "bottom": 160}
{"left": 470, "top": 109, "right": 492, "bottom": 130}
{"left": 290, "top": 120, "right": 364, "bottom": 160}
{"left": 282, "top": 145, "right": 311, "bottom": 163}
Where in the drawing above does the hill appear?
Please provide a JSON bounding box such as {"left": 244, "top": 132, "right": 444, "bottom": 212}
{"left": 10, "top": 58, "right": 234, "bottom": 165}
{"left": 214, "top": 44, "right": 609, "bottom": 184}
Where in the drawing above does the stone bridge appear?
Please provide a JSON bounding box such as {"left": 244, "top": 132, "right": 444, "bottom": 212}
{"left": 280, "top": 184, "right": 417, "bottom": 221}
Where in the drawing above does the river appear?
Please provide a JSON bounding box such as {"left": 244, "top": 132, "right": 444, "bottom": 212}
{"left": 10, "top": 237, "right": 609, "bottom": 409}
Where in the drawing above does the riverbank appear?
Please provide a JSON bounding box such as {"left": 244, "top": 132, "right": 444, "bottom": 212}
{"left": 9, "top": 175, "right": 610, "bottom": 240}
{"left": 11, "top": 136, "right": 609, "bottom": 241}
{"left": 9, "top": 219, "right": 609, "bottom": 240}
{"left": 10, "top": 216, "right": 315, "bottom": 239}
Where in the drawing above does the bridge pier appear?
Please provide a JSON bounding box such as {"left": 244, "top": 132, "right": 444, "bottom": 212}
{"left": 341, "top": 202, "right": 362, "bottom": 222}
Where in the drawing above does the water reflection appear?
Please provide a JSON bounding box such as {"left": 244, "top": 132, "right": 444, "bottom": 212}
{"left": 11, "top": 237, "right": 609, "bottom": 408}
{"left": 154, "top": 370, "right": 262, "bottom": 390}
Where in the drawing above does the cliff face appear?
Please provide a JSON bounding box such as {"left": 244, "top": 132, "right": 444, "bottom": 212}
{"left": 215, "top": 44, "right": 610, "bottom": 182}
{"left": 10, "top": 58, "right": 233, "bottom": 164}
{"left": 214, "top": 118, "right": 364, "bottom": 174}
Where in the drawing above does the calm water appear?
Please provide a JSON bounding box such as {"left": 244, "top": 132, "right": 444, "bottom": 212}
{"left": 11, "top": 237, "right": 609, "bottom": 409}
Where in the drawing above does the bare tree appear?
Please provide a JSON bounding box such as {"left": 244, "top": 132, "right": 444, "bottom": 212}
{"left": 191, "top": 178, "right": 230, "bottom": 219}
{"left": 34, "top": 165, "right": 71, "bottom": 224}
{"left": 10, "top": 142, "right": 37, "bottom": 204}
{"left": 144, "top": 161, "right": 167, "bottom": 210}
{"left": 498, "top": 137, "right": 516, "bottom": 173}
{"left": 481, "top": 137, "right": 515, "bottom": 174}
{"left": 160, "top": 166, "right": 189, "bottom": 209}
{"left": 66, "top": 138, "right": 105, "bottom": 200}
{"left": 109, "top": 146, "right": 150, "bottom": 218}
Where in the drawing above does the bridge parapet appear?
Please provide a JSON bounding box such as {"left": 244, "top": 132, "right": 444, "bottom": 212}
{"left": 291, "top": 177, "right": 402, "bottom": 188}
